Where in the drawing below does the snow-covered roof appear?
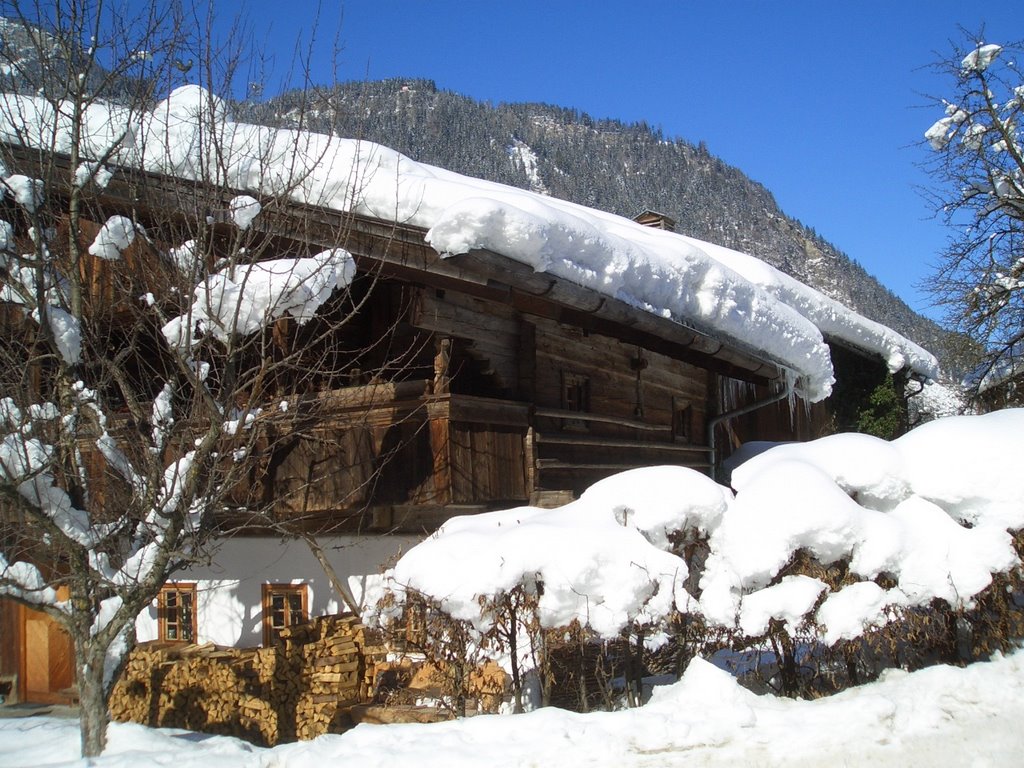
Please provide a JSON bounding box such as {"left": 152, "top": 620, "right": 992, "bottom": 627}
{"left": 0, "top": 85, "right": 939, "bottom": 401}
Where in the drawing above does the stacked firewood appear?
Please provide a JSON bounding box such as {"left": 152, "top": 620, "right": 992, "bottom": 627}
{"left": 283, "top": 614, "right": 389, "bottom": 740}
{"left": 109, "top": 614, "right": 389, "bottom": 745}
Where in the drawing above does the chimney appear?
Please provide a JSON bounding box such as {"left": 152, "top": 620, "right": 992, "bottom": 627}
{"left": 633, "top": 209, "right": 676, "bottom": 232}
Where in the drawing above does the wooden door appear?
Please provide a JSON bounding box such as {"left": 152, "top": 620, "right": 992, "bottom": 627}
{"left": 22, "top": 604, "right": 75, "bottom": 703}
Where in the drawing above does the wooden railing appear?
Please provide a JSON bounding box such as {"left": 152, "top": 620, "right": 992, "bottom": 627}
{"left": 532, "top": 407, "right": 671, "bottom": 433}
{"left": 528, "top": 406, "right": 714, "bottom": 476}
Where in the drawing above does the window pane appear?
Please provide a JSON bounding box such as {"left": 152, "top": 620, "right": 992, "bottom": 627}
{"left": 264, "top": 585, "right": 307, "bottom": 644}
{"left": 161, "top": 586, "right": 196, "bottom": 643}
{"left": 180, "top": 594, "right": 194, "bottom": 641}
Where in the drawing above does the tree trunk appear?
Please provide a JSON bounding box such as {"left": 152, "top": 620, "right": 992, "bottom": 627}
{"left": 76, "top": 639, "right": 111, "bottom": 757}
{"left": 301, "top": 533, "right": 361, "bottom": 615}
{"left": 506, "top": 598, "right": 523, "bottom": 713}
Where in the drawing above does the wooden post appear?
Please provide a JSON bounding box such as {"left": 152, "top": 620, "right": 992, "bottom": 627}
{"left": 429, "top": 416, "right": 452, "bottom": 505}
{"left": 433, "top": 338, "right": 451, "bottom": 395}
{"left": 517, "top": 319, "right": 536, "bottom": 401}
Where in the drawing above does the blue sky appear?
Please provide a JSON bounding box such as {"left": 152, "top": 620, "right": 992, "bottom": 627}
{"left": 218, "top": 1, "right": 1022, "bottom": 322}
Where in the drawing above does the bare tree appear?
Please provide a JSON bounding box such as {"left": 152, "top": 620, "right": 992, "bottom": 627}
{"left": 921, "top": 33, "right": 1024, "bottom": 397}
{"left": 0, "top": 1, "right": 423, "bottom": 756}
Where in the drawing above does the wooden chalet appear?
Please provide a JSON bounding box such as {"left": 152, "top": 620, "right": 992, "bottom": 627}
{"left": 633, "top": 209, "right": 677, "bottom": 232}
{"left": 0, "top": 144, "right": 803, "bottom": 521}
{"left": 0, "top": 138, "right": 922, "bottom": 702}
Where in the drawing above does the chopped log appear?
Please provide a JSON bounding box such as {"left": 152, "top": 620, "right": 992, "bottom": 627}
{"left": 349, "top": 704, "right": 452, "bottom": 725}
{"left": 311, "top": 692, "right": 360, "bottom": 706}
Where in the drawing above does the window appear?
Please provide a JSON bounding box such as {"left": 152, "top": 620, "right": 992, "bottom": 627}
{"left": 561, "top": 371, "right": 591, "bottom": 431}
{"left": 673, "top": 399, "right": 694, "bottom": 442}
{"left": 562, "top": 372, "right": 590, "bottom": 413}
{"left": 158, "top": 583, "right": 197, "bottom": 643}
{"left": 262, "top": 583, "right": 308, "bottom": 646}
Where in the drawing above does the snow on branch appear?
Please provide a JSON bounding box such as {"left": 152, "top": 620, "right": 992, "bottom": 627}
{"left": 161, "top": 247, "right": 355, "bottom": 351}
{"left": 0, "top": 555, "right": 65, "bottom": 609}
{"left": 88, "top": 215, "right": 140, "bottom": 261}
{"left": 961, "top": 43, "right": 1002, "bottom": 74}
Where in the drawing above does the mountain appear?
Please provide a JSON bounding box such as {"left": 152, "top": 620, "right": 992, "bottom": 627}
{"left": 244, "top": 78, "right": 952, "bottom": 366}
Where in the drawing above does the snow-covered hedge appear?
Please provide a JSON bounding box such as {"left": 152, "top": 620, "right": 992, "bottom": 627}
{"left": 378, "top": 409, "right": 1024, "bottom": 702}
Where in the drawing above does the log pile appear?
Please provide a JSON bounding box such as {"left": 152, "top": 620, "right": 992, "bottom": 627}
{"left": 110, "top": 614, "right": 389, "bottom": 745}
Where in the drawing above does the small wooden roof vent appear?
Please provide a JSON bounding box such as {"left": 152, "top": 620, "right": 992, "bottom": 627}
{"left": 633, "top": 209, "right": 677, "bottom": 232}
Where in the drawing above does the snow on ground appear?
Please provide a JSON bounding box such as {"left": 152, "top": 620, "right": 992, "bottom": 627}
{"left": 3, "top": 649, "right": 1023, "bottom": 768}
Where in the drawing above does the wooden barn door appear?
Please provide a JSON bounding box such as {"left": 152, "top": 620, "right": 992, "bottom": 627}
{"left": 22, "top": 601, "right": 75, "bottom": 703}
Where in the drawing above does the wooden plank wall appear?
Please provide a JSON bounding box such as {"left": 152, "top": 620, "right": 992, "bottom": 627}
{"left": 410, "top": 286, "right": 717, "bottom": 499}
{"left": 236, "top": 415, "right": 438, "bottom": 523}
{"left": 719, "top": 378, "right": 832, "bottom": 450}
{"left": 449, "top": 422, "right": 528, "bottom": 504}
{"left": 411, "top": 289, "right": 520, "bottom": 398}
{"left": 530, "top": 316, "right": 713, "bottom": 494}
{"left": 532, "top": 315, "right": 709, "bottom": 434}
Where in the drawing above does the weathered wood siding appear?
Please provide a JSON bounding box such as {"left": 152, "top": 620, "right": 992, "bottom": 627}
{"left": 528, "top": 316, "right": 713, "bottom": 494}
{"left": 425, "top": 395, "right": 529, "bottom": 506}
{"left": 530, "top": 317, "right": 705, "bottom": 420}
{"left": 448, "top": 422, "right": 528, "bottom": 503}
{"left": 230, "top": 383, "right": 438, "bottom": 526}
{"left": 411, "top": 288, "right": 520, "bottom": 398}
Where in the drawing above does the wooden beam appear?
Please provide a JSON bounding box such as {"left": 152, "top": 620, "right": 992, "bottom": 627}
{"left": 533, "top": 407, "right": 671, "bottom": 432}
{"left": 536, "top": 459, "right": 712, "bottom": 471}
{"left": 534, "top": 433, "right": 713, "bottom": 453}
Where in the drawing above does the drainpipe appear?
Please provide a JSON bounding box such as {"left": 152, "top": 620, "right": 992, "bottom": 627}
{"left": 706, "top": 379, "right": 795, "bottom": 483}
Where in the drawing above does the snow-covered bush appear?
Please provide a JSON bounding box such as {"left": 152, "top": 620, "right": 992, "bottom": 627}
{"left": 377, "top": 410, "right": 1024, "bottom": 707}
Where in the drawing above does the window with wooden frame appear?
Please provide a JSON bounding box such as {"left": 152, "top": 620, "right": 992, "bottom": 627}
{"left": 158, "top": 583, "right": 197, "bottom": 643}
{"left": 562, "top": 371, "right": 590, "bottom": 413}
{"left": 261, "top": 583, "right": 308, "bottom": 646}
{"left": 561, "top": 371, "right": 591, "bottom": 430}
{"left": 673, "top": 398, "right": 694, "bottom": 442}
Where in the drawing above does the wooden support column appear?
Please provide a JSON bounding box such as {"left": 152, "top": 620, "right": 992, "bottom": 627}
{"left": 524, "top": 426, "right": 537, "bottom": 498}
{"left": 433, "top": 337, "right": 451, "bottom": 395}
{"left": 429, "top": 405, "right": 452, "bottom": 506}
{"left": 517, "top": 319, "right": 536, "bottom": 401}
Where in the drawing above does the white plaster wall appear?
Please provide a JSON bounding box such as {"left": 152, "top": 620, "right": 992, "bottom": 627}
{"left": 135, "top": 534, "right": 421, "bottom": 648}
